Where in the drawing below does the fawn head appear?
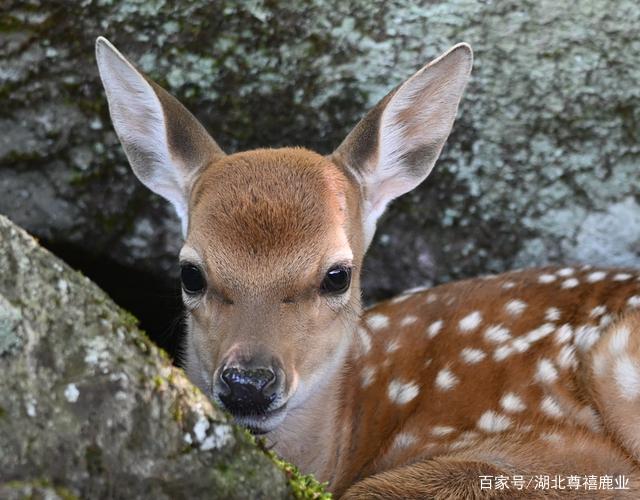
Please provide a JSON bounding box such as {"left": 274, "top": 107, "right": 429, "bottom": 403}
{"left": 96, "top": 37, "right": 472, "bottom": 433}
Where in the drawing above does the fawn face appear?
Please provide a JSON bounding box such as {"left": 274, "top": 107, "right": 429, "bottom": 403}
{"left": 181, "top": 149, "right": 363, "bottom": 431}
{"left": 96, "top": 37, "right": 472, "bottom": 433}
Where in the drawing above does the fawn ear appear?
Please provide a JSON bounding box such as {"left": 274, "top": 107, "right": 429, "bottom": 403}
{"left": 95, "top": 36, "right": 225, "bottom": 235}
{"left": 332, "top": 43, "right": 472, "bottom": 246}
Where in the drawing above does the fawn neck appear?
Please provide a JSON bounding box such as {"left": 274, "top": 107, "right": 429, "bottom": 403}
{"left": 267, "top": 331, "right": 358, "bottom": 484}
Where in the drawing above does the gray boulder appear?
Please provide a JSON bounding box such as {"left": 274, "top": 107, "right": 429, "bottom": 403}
{"left": 1, "top": 0, "right": 638, "bottom": 305}
{"left": 0, "top": 214, "right": 299, "bottom": 499}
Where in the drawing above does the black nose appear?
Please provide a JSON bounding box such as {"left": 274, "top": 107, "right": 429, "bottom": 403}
{"left": 218, "top": 366, "right": 278, "bottom": 414}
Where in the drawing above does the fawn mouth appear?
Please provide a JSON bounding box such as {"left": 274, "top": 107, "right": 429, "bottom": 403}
{"left": 231, "top": 404, "right": 288, "bottom": 435}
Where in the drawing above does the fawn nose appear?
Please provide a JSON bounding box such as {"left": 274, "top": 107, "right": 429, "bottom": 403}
{"left": 218, "top": 365, "right": 279, "bottom": 414}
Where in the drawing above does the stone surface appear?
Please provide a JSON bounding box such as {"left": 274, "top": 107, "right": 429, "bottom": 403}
{"left": 0, "top": 214, "right": 293, "bottom": 499}
{"left": 1, "top": 0, "right": 638, "bottom": 306}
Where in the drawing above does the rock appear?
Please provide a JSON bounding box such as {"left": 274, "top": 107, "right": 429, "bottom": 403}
{"left": 1, "top": 0, "right": 638, "bottom": 313}
{"left": 0, "top": 214, "right": 298, "bottom": 499}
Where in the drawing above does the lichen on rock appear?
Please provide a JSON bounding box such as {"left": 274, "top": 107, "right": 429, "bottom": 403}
{"left": 1, "top": 0, "right": 637, "bottom": 308}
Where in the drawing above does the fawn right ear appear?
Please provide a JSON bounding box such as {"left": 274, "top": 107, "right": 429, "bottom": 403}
{"left": 95, "top": 36, "right": 225, "bottom": 235}
{"left": 332, "top": 44, "right": 472, "bottom": 247}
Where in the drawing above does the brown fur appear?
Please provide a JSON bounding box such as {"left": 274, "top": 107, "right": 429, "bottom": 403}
{"left": 331, "top": 268, "right": 640, "bottom": 496}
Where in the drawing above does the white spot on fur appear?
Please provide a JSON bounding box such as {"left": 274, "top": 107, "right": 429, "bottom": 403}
{"left": 400, "top": 315, "right": 418, "bottom": 327}
{"left": 391, "top": 432, "right": 417, "bottom": 448}
{"left": 64, "top": 384, "right": 80, "bottom": 403}
{"left": 427, "top": 320, "right": 443, "bottom": 338}
{"left": 435, "top": 367, "right": 459, "bottom": 391}
{"left": 535, "top": 358, "right": 558, "bottom": 384}
{"left": 460, "top": 347, "right": 486, "bottom": 364}
{"left": 512, "top": 337, "right": 530, "bottom": 353}
{"left": 628, "top": 295, "right": 640, "bottom": 309}
{"left": 367, "top": 313, "right": 390, "bottom": 330}
{"left": 557, "top": 267, "right": 575, "bottom": 277}
{"left": 524, "top": 323, "right": 555, "bottom": 344}
{"left": 459, "top": 311, "right": 482, "bottom": 333}
{"left": 426, "top": 294, "right": 438, "bottom": 304}
{"left": 576, "top": 406, "right": 602, "bottom": 432}
{"left": 477, "top": 411, "right": 512, "bottom": 432}
{"left": 587, "top": 271, "right": 607, "bottom": 283}
{"left": 431, "top": 425, "right": 455, "bottom": 437}
{"left": 356, "top": 326, "right": 372, "bottom": 355}
{"left": 614, "top": 356, "right": 640, "bottom": 401}
{"left": 385, "top": 338, "right": 400, "bottom": 353}
{"left": 388, "top": 380, "right": 420, "bottom": 404}
{"left": 613, "top": 273, "right": 632, "bottom": 281}
{"left": 512, "top": 323, "right": 555, "bottom": 354}
{"left": 557, "top": 344, "right": 577, "bottom": 370}
{"left": 390, "top": 294, "right": 411, "bottom": 304}
{"left": 599, "top": 314, "right": 614, "bottom": 328}
{"left": 609, "top": 326, "right": 631, "bottom": 355}
{"left": 541, "top": 432, "right": 564, "bottom": 443}
{"left": 505, "top": 299, "right": 527, "bottom": 316}
{"left": 574, "top": 325, "right": 600, "bottom": 351}
{"left": 502, "top": 281, "right": 516, "bottom": 289}
{"left": 500, "top": 392, "right": 526, "bottom": 413}
{"left": 494, "top": 345, "right": 514, "bottom": 361}
{"left": 561, "top": 278, "right": 579, "bottom": 289}
{"left": 405, "top": 285, "right": 430, "bottom": 295}
{"left": 540, "top": 396, "right": 564, "bottom": 417}
{"left": 538, "top": 274, "right": 557, "bottom": 284}
{"left": 545, "top": 307, "right": 561, "bottom": 322}
{"left": 590, "top": 305, "right": 607, "bottom": 318}
{"left": 554, "top": 324, "right": 573, "bottom": 344}
{"left": 449, "top": 431, "right": 479, "bottom": 449}
{"left": 361, "top": 366, "right": 376, "bottom": 388}
{"left": 484, "top": 325, "right": 511, "bottom": 343}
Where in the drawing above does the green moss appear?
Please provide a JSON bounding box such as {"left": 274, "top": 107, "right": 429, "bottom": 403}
{"left": 251, "top": 435, "right": 331, "bottom": 499}
{"left": 170, "top": 400, "right": 183, "bottom": 424}
{"left": 271, "top": 453, "right": 331, "bottom": 500}
{"left": 118, "top": 309, "right": 139, "bottom": 329}
{"left": 152, "top": 375, "right": 165, "bottom": 390}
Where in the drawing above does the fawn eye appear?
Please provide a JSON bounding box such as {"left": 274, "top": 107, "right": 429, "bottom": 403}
{"left": 181, "top": 264, "right": 206, "bottom": 294}
{"left": 321, "top": 266, "right": 352, "bottom": 295}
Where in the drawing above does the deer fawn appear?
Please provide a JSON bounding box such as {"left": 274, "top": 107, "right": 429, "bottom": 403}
{"left": 96, "top": 36, "right": 640, "bottom": 498}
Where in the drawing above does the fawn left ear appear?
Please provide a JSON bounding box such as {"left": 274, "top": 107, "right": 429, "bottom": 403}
{"left": 95, "top": 36, "right": 226, "bottom": 236}
{"left": 331, "top": 43, "right": 473, "bottom": 246}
